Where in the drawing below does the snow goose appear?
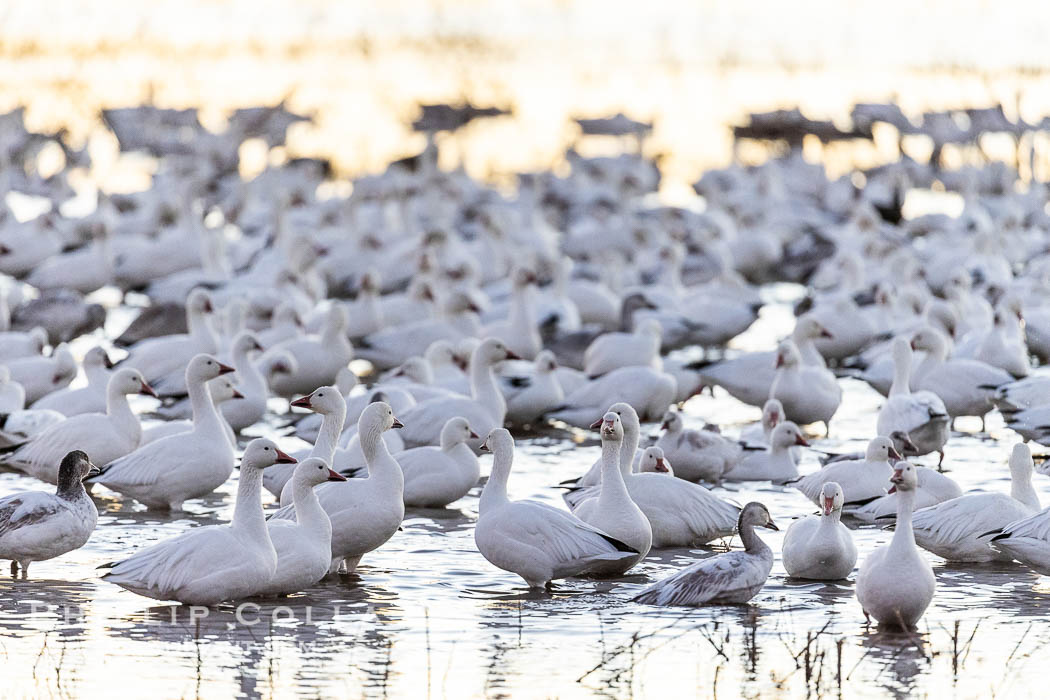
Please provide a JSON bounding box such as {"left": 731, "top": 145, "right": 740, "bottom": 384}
{"left": 341, "top": 269, "right": 384, "bottom": 339}
{"left": 571, "top": 412, "right": 652, "bottom": 571}
{"left": 394, "top": 416, "right": 480, "bottom": 507}
{"left": 988, "top": 502, "right": 1050, "bottom": 574}
{"left": 256, "top": 303, "right": 303, "bottom": 348}
{"left": 0, "top": 407, "right": 66, "bottom": 449}
{"left": 769, "top": 339, "right": 841, "bottom": 431}
{"left": 954, "top": 301, "right": 1029, "bottom": 378}
{"left": 655, "top": 409, "right": 741, "bottom": 483}
{"left": 499, "top": 350, "right": 565, "bottom": 426}
{"left": 855, "top": 462, "right": 936, "bottom": 629}
{"left": 255, "top": 457, "right": 347, "bottom": 597}
{"left": 143, "top": 374, "right": 240, "bottom": 446}
{"left": 100, "top": 439, "right": 295, "bottom": 605}
{"left": 5, "top": 368, "right": 156, "bottom": 484}
{"left": 725, "top": 421, "right": 807, "bottom": 483}
{"left": 877, "top": 338, "right": 949, "bottom": 463}
{"left": 912, "top": 443, "right": 1040, "bottom": 562}
{"left": 789, "top": 436, "right": 899, "bottom": 506}
{"left": 268, "top": 401, "right": 405, "bottom": 574}
{"left": 217, "top": 332, "right": 269, "bottom": 432}
{"left": 563, "top": 402, "right": 642, "bottom": 489}
{"left": 473, "top": 428, "right": 638, "bottom": 589}
{"left": 632, "top": 502, "right": 777, "bottom": 606}
{"left": 89, "top": 354, "right": 235, "bottom": 510}
{"left": 848, "top": 466, "right": 963, "bottom": 522}
{"left": 545, "top": 366, "right": 676, "bottom": 428}
{"left": 782, "top": 482, "right": 857, "bottom": 580}
{"left": 0, "top": 365, "right": 24, "bottom": 412}
{"left": 909, "top": 325, "right": 1011, "bottom": 428}
{"left": 696, "top": 317, "right": 831, "bottom": 408}
{"left": 0, "top": 450, "right": 99, "bottom": 578}
{"left": 483, "top": 267, "right": 542, "bottom": 360}
{"left": 268, "top": 385, "right": 346, "bottom": 500}
{"left": 7, "top": 342, "right": 76, "bottom": 405}
{"left": 397, "top": 338, "right": 518, "bottom": 452}
{"left": 992, "top": 375, "right": 1050, "bottom": 412}
{"left": 121, "top": 289, "right": 218, "bottom": 391}
{"left": 263, "top": 305, "right": 353, "bottom": 397}
{"left": 739, "top": 398, "right": 784, "bottom": 447}
{"left": 33, "top": 346, "right": 114, "bottom": 416}
{"left": 26, "top": 225, "right": 113, "bottom": 295}
{"left": 0, "top": 326, "right": 47, "bottom": 362}
{"left": 583, "top": 318, "right": 663, "bottom": 377}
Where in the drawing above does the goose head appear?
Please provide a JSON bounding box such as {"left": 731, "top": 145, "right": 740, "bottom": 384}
{"left": 359, "top": 269, "right": 381, "bottom": 296}
{"left": 290, "top": 385, "right": 343, "bottom": 415}
{"left": 639, "top": 446, "right": 673, "bottom": 475}
{"left": 273, "top": 303, "right": 304, "bottom": 330}
{"left": 659, "top": 409, "right": 682, "bottom": 433}
{"left": 472, "top": 338, "right": 520, "bottom": 368}
{"left": 590, "top": 402, "right": 640, "bottom": 436}
{"left": 819, "top": 482, "right": 844, "bottom": 516}
{"left": 891, "top": 336, "right": 912, "bottom": 367}
{"left": 424, "top": 339, "right": 459, "bottom": 372}
{"left": 263, "top": 350, "right": 297, "bottom": 380}
{"left": 325, "top": 304, "right": 349, "bottom": 333}
{"left": 738, "top": 501, "right": 778, "bottom": 531}
{"left": 29, "top": 327, "right": 48, "bottom": 354}
{"left": 773, "top": 339, "right": 802, "bottom": 369}
{"left": 441, "top": 416, "right": 479, "bottom": 448}
{"left": 241, "top": 437, "right": 296, "bottom": 471}
{"left": 771, "top": 421, "right": 808, "bottom": 449}
{"left": 110, "top": 368, "right": 157, "bottom": 397}
{"left": 1010, "top": 443, "right": 1033, "bottom": 479}
{"left": 761, "top": 398, "right": 783, "bottom": 432}
{"left": 923, "top": 300, "right": 958, "bottom": 340}
{"left": 295, "top": 457, "right": 347, "bottom": 486}
{"left": 359, "top": 400, "right": 403, "bottom": 433}
{"left": 232, "top": 332, "right": 264, "bottom": 357}
{"left": 909, "top": 326, "right": 949, "bottom": 360}
{"left": 208, "top": 376, "right": 243, "bottom": 404}
{"left": 479, "top": 426, "right": 513, "bottom": 453}
{"left": 393, "top": 357, "right": 434, "bottom": 384}
{"left": 866, "top": 436, "right": 902, "bottom": 463}
{"left": 535, "top": 350, "right": 558, "bottom": 374}
{"left": 794, "top": 315, "right": 833, "bottom": 340}
{"left": 84, "top": 346, "right": 115, "bottom": 371}
{"left": 511, "top": 266, "right": 538, "bottom": 290}
{"left": 186, "top": 288, "right": 214, "bottom": 317}
{"left": 186, "top": 354, "right": 235, "bottom": 385}
{"left": 599, "top": 411, "right": 624, "bottom": 443}
{"left": 58, "top": 450, "right": 100, "bottom": 487}
{"left": 887, "top": 461, "right": 918, "bottom": 494}
{"left": 51, "top": 344, "right": 77, "bottom": 384}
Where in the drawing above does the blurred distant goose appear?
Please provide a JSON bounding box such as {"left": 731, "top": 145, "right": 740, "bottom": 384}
{"left": 141, "top": 375, "right": 240, "bottom": 446}
{"left": 725, "top": 421, "right": 807, "bottom": 483}
{"left": 121, "top": 289, "right": 218, "bottom": 390}
{"left": 89, "top": 355, "right": 235, "bottom": 510}
{"left": 394, "top": 417, "right": 479, "bottom": 508}
{"left": 397, "top": 338, "right": 518, "bottom": 452}
{"left": 33, "top": 346, "right": 114, "bottom": 416}
{"left": 769, "top": 339, "right": 841, "bottom": 431}
{"left": 256, "top": 303, "right": 303, "bottom": 348}
{"left": 483, "top": 267, "right": 542, "bottom": 360}
{"left": 909, "top": 325, "right": 1011, "bottom": 428}
{"left": 0, "top": 450, "right": 99, "bottom": 578}
{"left": 739, "top": 398, "right": 785, "bottom": 447}
{"left": 993, "top": 375, "right": 1050, "bottom": 412}
{"left": 848, "top": 465, "right": 963, "bottom": 522}
{"left": 782, "top": 482, "right": 856, "bottom": 580}
{"left": 7, "top": 343, "right": 76, "bottom": 404}
{"left": 218, "top": 332, "right": 270, "bottom": 432}
{"left": 545, "top": 366, "right": 676, "bottom": 428}
{"left": 474, "top": 428, "right": 638, "bottom": 589}
{"left": 263, "top": 305, "right": 353, "bottom": 396}
{"left": 655, "top": 409, "right": 740, "bottom": 483}
{"left": 877, "top": 337, "right": 949, "bottom": 463}
{"left": 988, "top": 501, "right": 1050, "bottom": 574}
{"left": 0, "top": 365, "right": 25, "bottom": 413}
{"left": 5, "top": 369, "right": 155, "bottom": 484}
{"left": 255, "top": 457, "right": 346, "bottom": 597}
{"left": 583, "top": 318, "right": 663, "bottom": 377}
{"left": 498, "top": 350, "right": 565, "bottom": 425}
{"left": 100, "top": 439, "right": 295, "bottom": 604}
{"left": 270, "top": 385, "right": 345, "bottom": 501}
{"left": 0, "top": 326, "right": 47, "bottom": 362}
{"left": 913, "top": 443, "right": 1040, "bottom": 562}
{"left": 571, "top": 412, "right": 652, "bottom": 572}
{"left": 269, "top": 402, "right": 405, "bottom": 574}
{"left": 26, "top": 226, "right": 113, "bottom": 295}
{"left": 789, "top": 436, "right": 898, "bottom": 505}
{"left": 633, "top": 502, "right": 777, "bottom": 606}
{"left": 856, "top": 462, "right": 935, "bottom": 629}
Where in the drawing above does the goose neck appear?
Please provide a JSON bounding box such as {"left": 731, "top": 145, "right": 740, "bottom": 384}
{"left": 480, "top": 445, "right": 512, "bottom": 514}
{"left": 470, "top": 356, "right": 506, "bottom": 420}
{"left": 189, "top": 377, "right": 226, "bottom": 436}
{"left": 312, "top": 407, "right": 346, "bottom": 465}
{"left": 598, "top": 438, "right": 632, "bottom": 507}
{"left": 232, "top": 464, "right": 267, "bottom": 536}
{"left": 739, "top": 521, "right": 770, "bottom": 555}
{"left": 889, "top": 489, "right": 917, "bottom": 555}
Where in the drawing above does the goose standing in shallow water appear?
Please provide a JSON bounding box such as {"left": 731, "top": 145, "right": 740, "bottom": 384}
{"left": 572, "top": 412, "right": 652, "bottom": 572}
{"left": 33, "top": 346, "right": 114, "bottom": 416}
{"left": 768, "top": 339, "right": 841, "bottom": 433}
{"left": 256, "top": 457, "right": 347, "bottom": 597}
{"left": 395, "top": 417, "right": 480, "bottom": 508}
{"left": 782, "top": 482, "right": 857, "bottom": 580}
{"left": 474, "top": 428, "right": 638, "bottom": 589}
{"left": 913, "top": 443, "right": 1041, "bottom": 562}
{"left": 100, "top": 439, "right": 295, "bottom": 605}
{"left": 655, "top": 409, "right": 740, "bottom": 483}
{"left": 8, "top": 343, "right": 77, "bottom": 404}
{"left": 856, "top": 462, "right": 936, "bottom": 629}
{"left": 789, "top": 436, "right": 899, "bottom": 506}
{"left": 270, "top": 385, "right": 346, "bottom": 501}
{"left": 0, "top": 450, "right": 99, "bottom": 578}
{"left": 877, "top": 337, "right": 950, "bottom": 464}
{"left": 632, "top": 502, "right": 777, "bottom": 606}
{"left": 269, "top": 401, "right": 405, "bottom": 574}
{"left": 724, "top": 421, "right": 807, "bottom": 483}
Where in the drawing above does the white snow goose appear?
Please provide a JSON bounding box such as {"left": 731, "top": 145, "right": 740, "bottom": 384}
{"left": 33, "top": 346, "right": 114, "bottom": 416}
{"left": 544, "top": 365, "right": 677, "bottom": 428}
{"left": 724, "top": 421, "right": 807, "bottom": 483}
{"left": 0, "top": 450, "right": 99, "bottom": 578}
{"left": 655, "top": 409, "right": 741, "bottom": 484}
{"left": 583, "top": 318, "right": 663, "bottom": 378}
{"left": 789, "top": 436, "right": 900, "bottom": 506}
{"left": 855, "top": 462, "right": 936, "bottom": 629}
{"left": 473, "top": 428, "right": 638, "bottom": 589}
{"left": 263, "top": 304, "right": 354, "bottom": 397}
{"left": 394, "top": 417, "right": 480, "bottom": 508}
{"left": 7, "top": 342, "right": 77, "bottom": 405}
{"left": 769, "top": 339, "right": 841, "bottom": 433}
{"left": 877, "top": 337, "right": 950, "bottom": 464}
{"left": 270, "top": 384, "right": 346, "bottom": 501}
{"left": 782, "top": 482, "right": 857, "bottom": 580}
{"left": 99, "top": 439, "right": 295, "bottom": 604}
{"left": 632, "top": 502, "right": 777, "bottom": 606}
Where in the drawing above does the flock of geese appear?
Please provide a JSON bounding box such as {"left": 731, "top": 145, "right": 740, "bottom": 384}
{"left": 3, "top": 104, "right": 1050, "bottom": 630}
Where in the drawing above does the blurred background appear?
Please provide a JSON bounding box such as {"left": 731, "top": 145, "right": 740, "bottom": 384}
{"left": 6, "top": 0, "right": 1050, "bottom": 202}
